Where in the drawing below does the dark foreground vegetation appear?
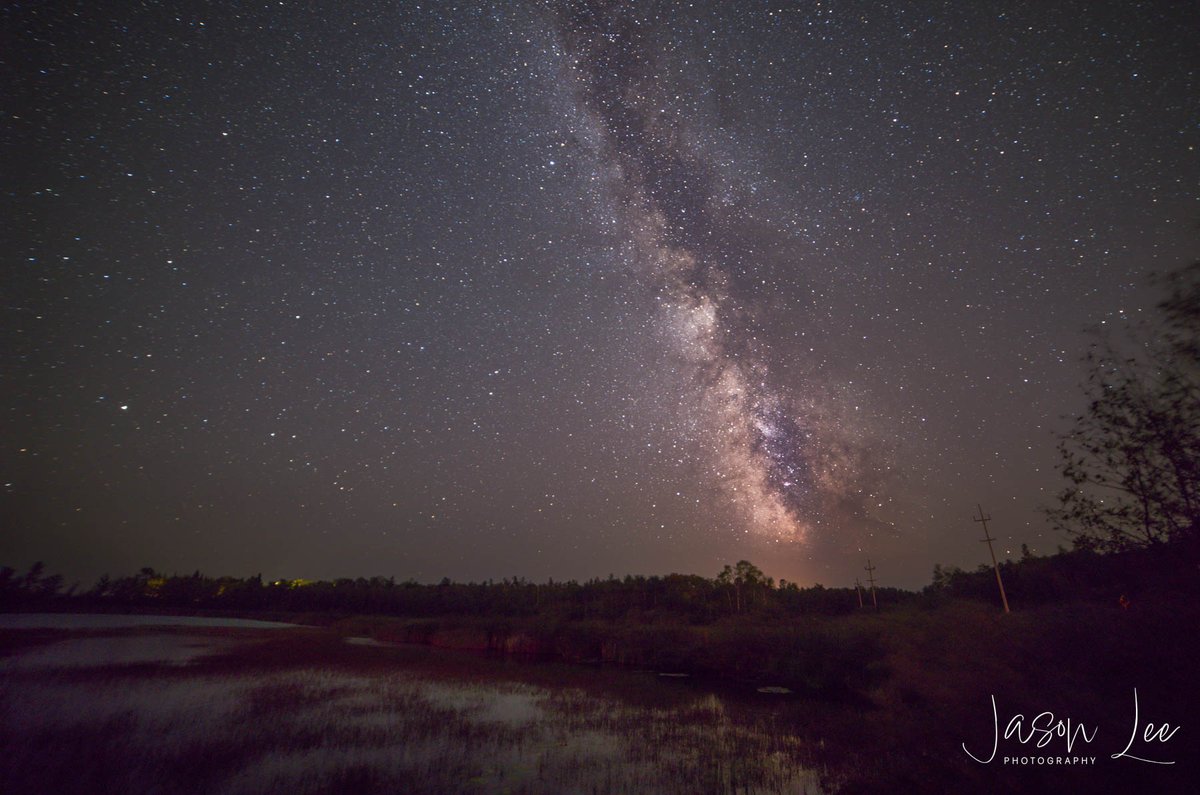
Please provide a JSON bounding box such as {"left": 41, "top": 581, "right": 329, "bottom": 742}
{"left": 3, "top": 542, "right": 1198, "bottom": 697}
{"left": 3, "top": 542, "right": 1199, "bottom": 794}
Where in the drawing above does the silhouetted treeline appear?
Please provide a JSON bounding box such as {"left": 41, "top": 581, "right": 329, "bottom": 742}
{"left": 1, "top": 560, "right": 913, "bottom": 620}
{"left": 924, "top": 540, "right": 1199, "bottom": 607}
{"left": 0, "top": 561, "right": 71, "bottom": 603}
{"left": 4, "top": 541, "right": 1195, "bottom": 619}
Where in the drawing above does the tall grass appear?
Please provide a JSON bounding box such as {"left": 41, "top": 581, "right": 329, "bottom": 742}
{"left": 0, "top": 631, "right": 830, "bottom": 795}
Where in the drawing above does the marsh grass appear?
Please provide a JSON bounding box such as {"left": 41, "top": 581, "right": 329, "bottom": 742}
{"left": 5, "top": 597, "right": 1198, "bottom": 794}
{"left": 0, "top": 628, "right": 830, "bottom": 794}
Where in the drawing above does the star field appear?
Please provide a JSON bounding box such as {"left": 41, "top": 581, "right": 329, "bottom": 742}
{"left": 3, "top": 1, "right": 1196, "bottom": 587}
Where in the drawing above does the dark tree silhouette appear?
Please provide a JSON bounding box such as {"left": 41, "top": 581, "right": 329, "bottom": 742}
{"left": 1047, "top": 261, "right": 1200, "bottom": 553}
{"left": 716, "top": 560, "right": 768, "bottom": 613}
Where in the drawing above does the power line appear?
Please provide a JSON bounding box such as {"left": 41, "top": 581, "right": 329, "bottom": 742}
{"left": 973, "top": 504, "right": 1011, "bottom": 613}
{"left": 863, "top": 559, "right": 878, "bottom": 609}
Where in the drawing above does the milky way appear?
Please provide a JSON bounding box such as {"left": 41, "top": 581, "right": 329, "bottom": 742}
{"left": 549, "top": 2, "right": 887, "bottom": 544}
{"left": 4, "top": 1, "right": 1196, "bottom": 587}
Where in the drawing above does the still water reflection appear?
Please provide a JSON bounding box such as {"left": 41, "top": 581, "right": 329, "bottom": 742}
{"left": 1, "top": 623, "right": 829, "bottom": 794}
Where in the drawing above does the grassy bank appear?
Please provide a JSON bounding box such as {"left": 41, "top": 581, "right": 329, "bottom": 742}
{"left": 325, "top": 593, "right": 1200, "bottom": 793}
{"left": 328, "top": 612, "right": 888, "bottom": 698}
{"left": 3, "top": 593, "right": 1197, "bottom": 793}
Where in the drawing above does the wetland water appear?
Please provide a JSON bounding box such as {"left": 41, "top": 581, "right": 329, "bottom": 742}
{"left": 0, "top": 612, "right": 300, "bottom": 630}
{"left": 0, "top": 615, "right": 832, "bottom": 794}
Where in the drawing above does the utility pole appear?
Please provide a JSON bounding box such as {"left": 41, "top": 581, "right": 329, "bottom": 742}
{"left": 854, "top": 577, "right": 864, "bottom": 608}
{"left": 973, "top": 504, "right": 1011, "bottom": 614}
{"left": 864, "top": 559, "right": 878, "bottom": 609}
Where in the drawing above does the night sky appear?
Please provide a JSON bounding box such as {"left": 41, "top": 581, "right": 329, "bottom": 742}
{"left": 4, "top": 1, "right": 1197, "bottom": 589}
